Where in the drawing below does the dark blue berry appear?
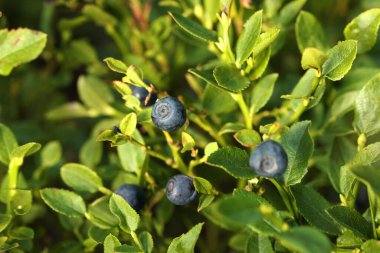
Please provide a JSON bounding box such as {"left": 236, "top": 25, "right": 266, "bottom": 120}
{"left": 115, "top": 184, "right": 145, "bottom": 211}
{"left": 166, "top": 175, "right": 197, "bottom": 205}
{"left": 249, "top": 140, "right": 288, "bottom": 178}
{"left": 151, "top": 96, "right": 186, "bottom": 132}
{"left": 130, "top": 85, "right": 157, "bottom": 107}
{"left": 113, "top": 126, "right": 122, "bottom": 134}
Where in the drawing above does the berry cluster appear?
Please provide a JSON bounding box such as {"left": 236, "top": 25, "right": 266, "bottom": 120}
{"left": 117, "top": 83, "right": 288, "bottom": 209}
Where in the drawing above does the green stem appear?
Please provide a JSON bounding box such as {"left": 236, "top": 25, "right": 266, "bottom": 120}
{"left": 131, "top": 231, "right": 143, "bottom": 249}
{"left": 368, "top": 189, "right": 378, "bottom": 239}
{"left": 281, "top": 76, "right": 321, "bottom": 125}
{"left": 106, "top": 26, "right": 129, "bottom": 57}
{"left": 163, "top": 131, "right": 188, "bottom": 174}
{"left": 189, "top": 114, "right": 227, "bottom": 146}
{"left": 269, "top": 179, "right": 296, "bottom": 218}
{"left": 146, "top": 149, "right": 172, "bottom": 164}
{"left": 99, "top": 186, "right": 113, "bottom": 195}
{"left": 232, "top": 93, "right": 252, "bottom": 129}
{"left": 7, "top": 159, "right": 20, "bottom": 214}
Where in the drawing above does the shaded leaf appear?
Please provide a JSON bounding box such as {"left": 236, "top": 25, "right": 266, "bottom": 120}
{"left": 250, "top": 73, "right": 278, "bottom": 115}
{"left": 291, "top": 185, "right": 340, "bottom": 235}
{"left": 169, "top": 12, "right": 217, "bottom": 42}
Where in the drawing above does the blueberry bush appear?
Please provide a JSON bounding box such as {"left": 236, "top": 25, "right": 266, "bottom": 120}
{"left": 1, "top": 0, "right": 380, "bottom": 252}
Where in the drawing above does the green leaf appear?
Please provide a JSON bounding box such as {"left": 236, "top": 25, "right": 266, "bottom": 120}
{"left": 45, "top": 102, "right": 93, "bottom": 120}
{"left": 289, "top": 69, "right": 319, "bottom": 110}
{"left": 251, "top": 29, "right": 280, "bottom": 57}
{"left": 87, "top": 196, "right": 119, "bottom": 229}
{"left": 167, "top": 223, "right": 204, "bottom": 253}
{"left": 278, "top": 0, "right": 307, "bottom": 26}
{"left": 202, "top": 85, "right": 236, "bottom": 114}
{"left": 188, "top": 68, "right": 218, "bottom": 86}
{"left": 327, "top": 91, "right": 358, "bottom": 124}
{"left": 291, "top": 185, "right": 340, "bottom": 235}
{"left": 0, "top": 28, "right": 47, "bottom": 76}
{"left": 213, "top": 65, "right": 250, "bottom": 93}
{"left": 326, "top": 205, "right": 372, "bottom": 238}
{"left": 250, "top": 73, "right": 278, "bottom": 115}
{"left": 361, "top": 239, "right": 380, "bottom": 253}
{"left": 236, "top": 10, "right": 262, "bottom": 64}
{"left": 117, "top": 132, "right": 146, "bottom": 174}
{"left": 109, "top": 194, "right": 140, "bottom": 232}
{"left": 207, "top": 147, "right": 256, "bottom": 179}
{"left": 139, "top": 231, "right": 153, "bottom": 253}
{"left": 340, "top": 142, "right": 380, "bottom": 196}
{"left": 120, "top": 113, "right": 137, "bottom": 136}
{"left": 181, "top": 132, "right": 195, "bottom": 153}
{"left": 219, "top": 122, "right": 245, "bottom": 135}
{"left": 8, "top": 226, "right": 34, "bottom": 240}
{"left": 278, "top": 226, "right": 332, "bottom": 253}
{"left": 40, "top": 141, "right": 62, "bottom": 168}
{"left": 245, "top": 234, "right": 274, "bottom": 253}
{"left": 354, "top": 74, "right": 380, "bottom": 136}
{"left": 234, "top": 129, "right": 261, "bottom": 148}
{"left": 351, "top": 166, "right": 380, "bottom": 197}
{"left": 40, "top": 188, "right": 86, "bottom": 217}
{"left": 82, "top": 4, "right": 117, "bottom": 27}
{"left": 0, "top": 123, "right": 18, "bottom": 165}
{"left": 280, "top": 121, "right": 314, "bottom": 186}
{"left": 344, "top": 8, "right": 380, "bottom": 54}
{"left": 80, "top": 138, "right": 102, "bottom": 168}
{"left": 322, "top": 40, "right": 358, "bottom": 81}
{"left": 250, "top": 47, "right": 271, "bottom": 80}
{"left": 88, "top": 226, "right": 118, "bottom": 244}
{"left": 204, "top": 142, "right": 218, "bottom": 158}
{"left": 61, "top": 163, "right": 103, "bottom": 193}
{"left": 301, "top": 48, "right": 327, "bottom": 73}
{"left": 104, "top": 234, "right": 121, "bottom": 253}
{"left": 11, "top": 142, "right": 41, "bottom": 166}
{"left": 203, "top": 190, "right": 265, "bottom": 230}
{"left": 10, "top": 189, "right": 32, "bottom": 215}
{"left": 78, "top": 75, "right": 115, "bottom": 114}
{"left": 295, "top": 11, "right": 326, "bottom": 52}
{"left": 115, "top": 245, "right": 143, "bottom": 253}
{"left": 197, "top": 195, "right": 215, "bottom": 212}
{"left": 113, "top": 81, "right": 132, "bottom": 97}
{"left": 193, "top": 177, "right": 213, "bottom": 195}
{"left": 103, "top": 57, "right": 128, "bottom": 74}
{"left": 169, "top": 12, "right": 217, "bottom": 42}
{"left": 0, "top": 214, "right": 12, "bottom": 233}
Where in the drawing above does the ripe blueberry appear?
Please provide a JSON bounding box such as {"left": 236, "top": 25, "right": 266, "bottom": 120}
{"left": 249, "top": 140, "right": 288, "bottom": 178}
{"left": 166, "top": 175, "right": 197, "bottom": 205}
{"left": 113, "top": 125, "right": 122, "bottom": 134}
{"left": 151, "top": 96, "right": 186, "bottom": 132}
{"left": 115, "top": 184, "right": 145, "bottom": 211}
{"left": 130, "top": 84, "right": 157, "bottom": 107}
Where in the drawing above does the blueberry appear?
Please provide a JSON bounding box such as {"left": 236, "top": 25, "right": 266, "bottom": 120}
{"left": 130, "top": 85, "right": 157, "bottom": 107}
{"left": 115, "top": 184, "right": 145, "bottom": 211}
{"left": 151, "top": 96, "right": 186, "bottom": 132}
{"left": 249, "top": 140, "right": 288, "bottom": 178}
{"left": 166, "top": 175, "right": 197, "bottom": 205}
{"left": 113, "top": 126, "right": 122, "bottom": 134}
